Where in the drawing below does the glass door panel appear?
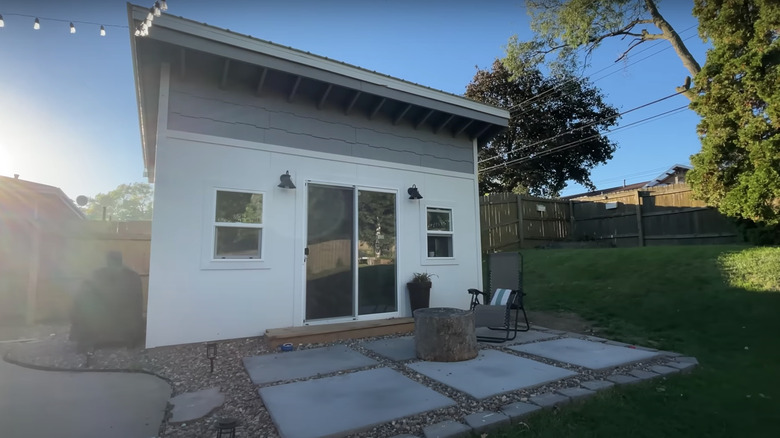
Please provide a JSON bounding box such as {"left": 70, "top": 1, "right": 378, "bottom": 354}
{"left": 357, "top": 190, "right": 397, "bottom": 315}
{"left": 305, "top": 185, "right": 354, "bottom": 320}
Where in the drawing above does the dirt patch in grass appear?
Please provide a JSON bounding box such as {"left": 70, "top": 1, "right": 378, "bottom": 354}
{"left": 526, "top": 310, "right": 594, "bottom": 334}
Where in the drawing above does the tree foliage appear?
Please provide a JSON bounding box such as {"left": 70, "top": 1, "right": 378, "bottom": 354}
{"left": 84, "top": 183, "right": 154, "bottom": 221}
{"left": 506, "top": 0, "right": 701, "bottom": 98}
{"left": 466, "top": 60, "right": 619, "bottom": 197}
{"left": 687, "top": 0, "right": 780, "bottom": 225}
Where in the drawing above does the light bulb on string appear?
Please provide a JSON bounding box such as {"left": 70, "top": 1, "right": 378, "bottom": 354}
{"left": 145, "top": 18, "right": 152, "bottom": 28}
{"left": 0, "top": 15, "right": 5, "bottom": 28}
{"left": 146, "top": 10, "right": 154, "bottom": 21}
{"left": 153, "top": 2, "right": 161, "bottom": 17}
{"left": 160, "top": 1, "right": 168, "bottom": 11}
{"left": 70, "top": 22, "right": 76, "bottom": 34}
{"left": 100, "top": 25, "right": 106, "bottom": 36}
{"left": 33, "top": 18, "right": 40, "bottom": 30}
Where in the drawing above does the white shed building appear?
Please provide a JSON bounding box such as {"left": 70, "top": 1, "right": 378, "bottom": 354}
{"left": 127, "top": 5, "right": 509, "bottom": 347}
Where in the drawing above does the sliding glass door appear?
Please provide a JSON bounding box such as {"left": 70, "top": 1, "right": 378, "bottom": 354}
{"left": 305, "top": 184, "right": 396, "bottom": 322}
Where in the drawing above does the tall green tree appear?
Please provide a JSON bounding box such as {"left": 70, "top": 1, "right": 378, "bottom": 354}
{"left": 506, "top": 0, "right": 701, "bottom": 99}
{"left": 84, "top": 183, "right": 154, "bottom": 221}
{"left": 466, "top": 60, "right": 619, "bottom": 197}
{"left": 687, "top": 0, "right": 780, "bottom": 225}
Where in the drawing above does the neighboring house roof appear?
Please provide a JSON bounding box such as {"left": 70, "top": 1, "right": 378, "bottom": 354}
{"left": 561, "top": 164, "right": 692, "bottom": 199}
{"left": 127, "top": 4, "right": 510, "bottom": 182}
{"left": 0, "top": 175, "right": 85, "bottom": 221}
{"left": 645, "top": 164, "right": 692, "bottom": 187}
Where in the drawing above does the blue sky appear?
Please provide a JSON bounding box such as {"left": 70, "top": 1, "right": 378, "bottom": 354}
{"left": 0, "top": 0, "right": 709, "bottom": 198}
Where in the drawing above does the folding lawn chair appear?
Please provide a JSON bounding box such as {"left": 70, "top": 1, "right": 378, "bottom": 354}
{"left": 468, "top": 251, "right": 530, "bottom": 343}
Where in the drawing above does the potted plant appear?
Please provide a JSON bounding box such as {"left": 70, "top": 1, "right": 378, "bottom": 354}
{"left": 407, "top": 272, "right": 437, "bottom": 313}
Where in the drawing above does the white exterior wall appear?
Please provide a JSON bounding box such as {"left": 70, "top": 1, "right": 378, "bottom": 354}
{"left": 146, "top": 130, "right": 483, "bottom": 347}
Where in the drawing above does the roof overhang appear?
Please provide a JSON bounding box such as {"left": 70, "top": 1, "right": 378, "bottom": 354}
{"left": 127, "top": 4, "right": 509, "bottom": 182}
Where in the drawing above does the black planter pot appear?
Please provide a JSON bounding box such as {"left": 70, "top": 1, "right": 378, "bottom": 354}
{"left": 407, "top": 281, "right": 432, "bottom": 313}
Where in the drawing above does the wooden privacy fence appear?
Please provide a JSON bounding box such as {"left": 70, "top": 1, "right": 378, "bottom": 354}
{"left": 1, "top": 220, "right": 151, "bottom": 324}
{"left": 480, "top": 184, "right": 739, "bottom": 252}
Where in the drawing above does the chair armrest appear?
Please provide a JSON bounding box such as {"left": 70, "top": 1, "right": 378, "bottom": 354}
{"left": 468, "top": 288, "right": 484, "bottom": 295}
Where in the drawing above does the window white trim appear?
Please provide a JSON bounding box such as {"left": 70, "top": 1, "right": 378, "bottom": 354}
{"left": 421, "top": 202, "right": 458, "bottom": 266}
{"left": 201, "top": 186, "right": 270, "bottom": 270}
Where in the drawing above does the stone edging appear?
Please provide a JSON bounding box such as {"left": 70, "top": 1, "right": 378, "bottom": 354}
{"left": 405, "top": 354, "right": 700, "bottom": 438}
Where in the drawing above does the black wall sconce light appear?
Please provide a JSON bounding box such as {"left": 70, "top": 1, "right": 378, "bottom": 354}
{"left": 206, "top": 342, "right": 217, "bottom": 373}
{"left": 278, "top": 171, "right": 296, "bottom": 189}
{"left": 407, "top": 184, "right": 423, "bottom": 200}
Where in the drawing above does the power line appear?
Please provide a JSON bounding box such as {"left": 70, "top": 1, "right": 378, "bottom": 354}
{"left": 478, "top": 89, "right": 687, "bottom": 165}
{"left": 481, "top": 104, "right": 689, "bottom": 173}
{"left": 506, "top": 24, "right": 698, "bottom": 117}
{"left": 500, "top": 105, "right": 689, "bottom": 170}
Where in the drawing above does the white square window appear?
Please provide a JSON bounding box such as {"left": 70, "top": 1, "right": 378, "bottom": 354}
{"left": 426, "top": 207, "right": 453, "bottom": 258}
{"left": 213, "top": 190, "right": 263, "bottom": 260}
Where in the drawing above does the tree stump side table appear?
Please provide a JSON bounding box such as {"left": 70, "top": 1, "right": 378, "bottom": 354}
{"left": 414, "top": 307, "right": 478, "bottom": 362}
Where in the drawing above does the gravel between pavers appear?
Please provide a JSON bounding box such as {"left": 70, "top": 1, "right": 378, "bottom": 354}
{"left": 2, "top": 326, "right": 689, "bottom": 438}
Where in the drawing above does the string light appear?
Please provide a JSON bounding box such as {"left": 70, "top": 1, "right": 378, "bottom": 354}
{"left": 0, "top": 2, "right": 164, "bottom": 37}
{"left": 134, "top": 1, "right": 169, "bottom": 37}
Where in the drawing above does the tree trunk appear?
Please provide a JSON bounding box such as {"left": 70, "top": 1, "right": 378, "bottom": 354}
{"left": 644, "top": 0, "right": 701, "bottom": 99}
{"left": 414, "top": 307, "right": 478, "bottom": 362}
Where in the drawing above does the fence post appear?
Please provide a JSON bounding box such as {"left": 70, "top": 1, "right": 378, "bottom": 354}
{"left": 516, "top": 195, "right": 524, "bottom": 249}
{"left": 568, "top": 200, "right": 575, "bottom": 238}
{"left": 635, "top": 190, "right": 645, "bottom": 247}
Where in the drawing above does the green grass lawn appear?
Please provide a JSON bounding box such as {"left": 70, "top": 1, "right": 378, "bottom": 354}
{"left": 493, "top": 245, "right": 780, "bottom": 438}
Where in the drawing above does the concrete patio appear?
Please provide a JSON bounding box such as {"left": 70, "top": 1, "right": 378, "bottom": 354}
{"left": 241, "top": 326, "right": 697, "bottom": 438}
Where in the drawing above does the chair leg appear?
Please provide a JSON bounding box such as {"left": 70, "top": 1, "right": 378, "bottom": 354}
{"left": 519, "top": 306, "right": 530, "bottom": 332}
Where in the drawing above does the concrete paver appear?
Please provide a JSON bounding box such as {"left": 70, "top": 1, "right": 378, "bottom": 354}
{"left": 464, "top": 411, "right": 510, "bottom": 432}
{"left": 629, "top": 369, "right": 659, "bottom": 381}
{"left": 675, "top": 356, "right": 699, "bottom": 364}
{"left": 510, "top": 338, "right": 659, "bottom": 371}
{"left": 406, "top": 349, "right": 576, "bottom": 400}
{"left": 555, "top": 387, "right": 596, "bottom": 400}
{"left": 580, "top": 380, "right": 615, "bottom": 391}
{"left": 530, "top": 392, "right": 570, "bottom": 407}
{"left": 361, "top": 336, "right": 417, "bottom": 361}
{"left": 169, "top": 387, "right": 225, "bottom": 423}
{"left": 606, "top": 374, "right": 641, "bottom": 385}
{"left": 243, "top": 345, "right": 376, "bottom": 384}
{"left": 422, "top": 420, "right": 471, "bottom": 438}
{"left": 500, "top": 401, "right": 541, "bottom": 420}
{"left": 258, "top": 367, "right": 455, "bottom": 438}
{"left": 0, "top": 357, "right": 170, "bottom": 438}
{"left": 666, "top": 361, "right": 697, "bottom": 373}
{"left": 475, "top": 329, "right": 557, "bottom": 345}
{"left": 649, "top": 365, "right": 679, "bottom": 375}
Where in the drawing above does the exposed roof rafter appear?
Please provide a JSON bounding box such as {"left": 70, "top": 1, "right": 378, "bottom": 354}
{"left": 287, "top": 76, "right": 302, "bottom": 102}
{"left": 415, "top": 109, "right": 434, "bottom": 129}
{"left": 178, "top": 48, "right": 186, "bottom": 78}
{"left": 393, "top": 104, "right": 412, "bottom": 125}
{"left": 255, "top": 67, "right": 267, "bottom": 96}
{"left": 434, "top": 114, "right": 454, "bottom": 134}
{"left": 219, "top": 58, "right": 231, "bottom": 89}
{"left": 317, "top": 84, "right": 332, "bottom": 110}
{"left": 345, "top": 90, "right": 361, "bottom": 115}
{"left": 453, "top": 119, "right": 473, "bottom": 138}
{"left": 369, "top": 97, "right": 386, "bottom": 120}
